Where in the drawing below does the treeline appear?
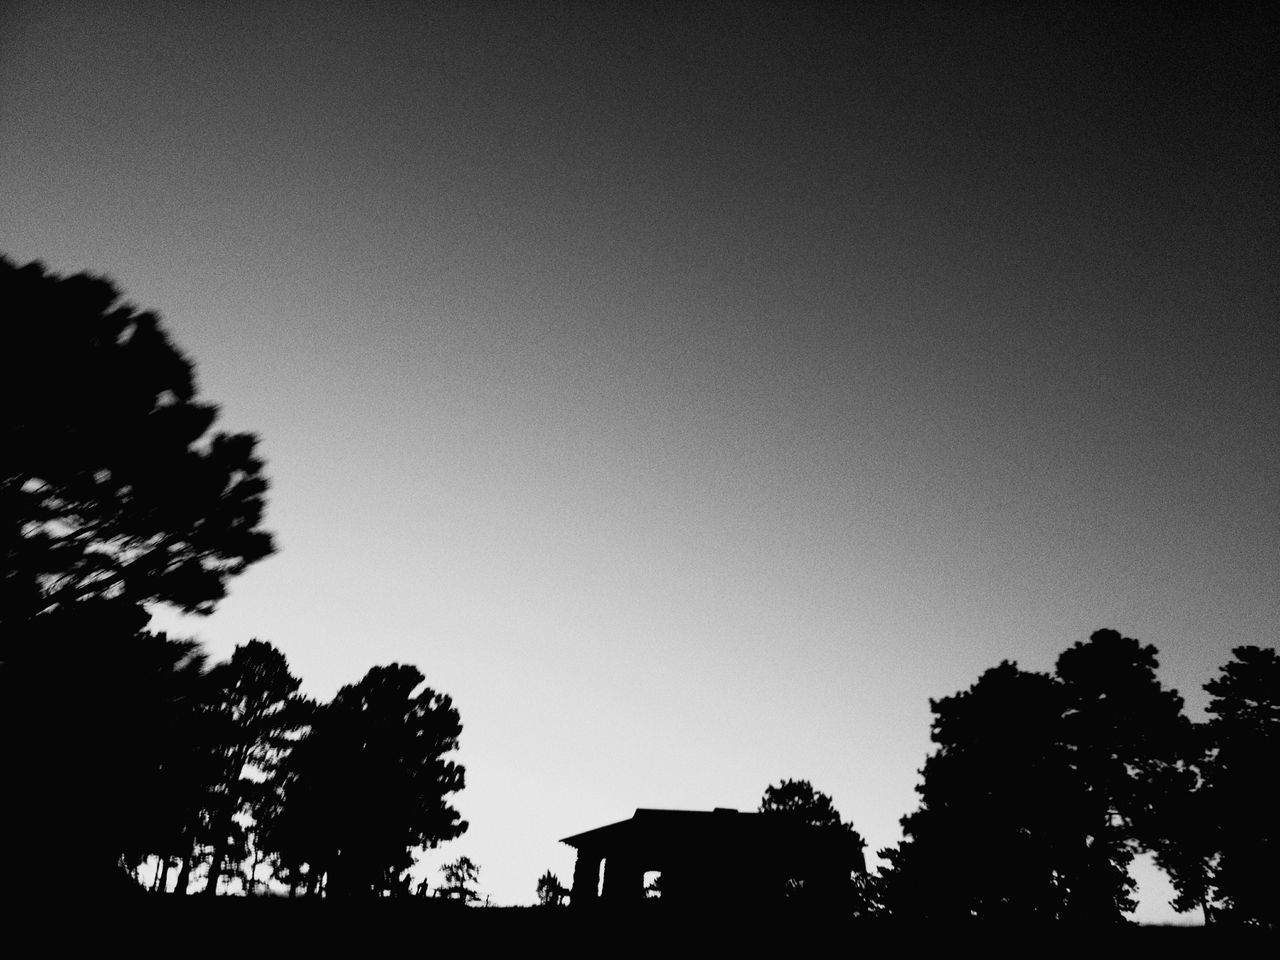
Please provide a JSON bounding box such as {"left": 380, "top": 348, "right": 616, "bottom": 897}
{"left": 0, "top": 257, "right": 466, "bottom": 899}
{"left": 861, "top": 630, "right": 1278, "bottom": 927}
{"left": 714, "top": 635, "right": 1278, "bottom": 926}
{"left": 5, "top": 602, "right": 466, "bottom": 898}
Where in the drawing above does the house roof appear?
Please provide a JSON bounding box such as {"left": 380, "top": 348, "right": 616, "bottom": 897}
{"left": 561, "top": 808, "right": 760, "bottom": 848}
{"left": 560, "top": 807, "right": 864, "bottom": 871}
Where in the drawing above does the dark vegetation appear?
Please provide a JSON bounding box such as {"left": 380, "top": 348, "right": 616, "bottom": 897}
{"left": 1, "top": 258, "right": 464, "bottom": 901}
{"left": 2, "top": 257, "right": 1276, "bottom": 928}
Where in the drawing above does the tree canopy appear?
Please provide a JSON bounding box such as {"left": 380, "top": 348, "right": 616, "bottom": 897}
{"left": 269, "top": 664, "right": 467, "bottom": 897}
{"left": 196, "top": 640, "right": 313, "bottom": 896}
{"left": 438, "top": 856, "right": 482, "bottom": 903}
{"left": 1, "top": 256, "right": 273, "bottom": 626}
{"left": 877, "top": 630, "right": 1208, "bottom": 924}
{"left": 1056, "top": 629, "right": 1191, "bottom": 849}
{"left": 536, "top": 870, "right": 568, "bottom": 907}
{"left": 880, "top": 661, "right": 1135, "bottom": 922}
{"left": 759, "top": 779, "right": 849, "bottom": 832}
{"left": 0, "top": 258, "right": 481, "bottom": 903}
{"left": 1, "top": 257, "right": 277, "bottom": 898}
{"left": 1155, "top": 646, "right": 1280, "bottom": 925}
{"left": 758, "top": 778, "right": 868, "bottom": 907}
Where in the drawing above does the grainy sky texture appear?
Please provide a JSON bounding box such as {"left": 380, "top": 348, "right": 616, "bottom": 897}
{"left": 2, "top": 1, "right": 1276, "bottom": 918}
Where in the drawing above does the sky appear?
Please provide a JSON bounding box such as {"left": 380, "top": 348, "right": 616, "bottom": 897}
{"left": 2, "top": 1, "right": 1276, "bottom": 919}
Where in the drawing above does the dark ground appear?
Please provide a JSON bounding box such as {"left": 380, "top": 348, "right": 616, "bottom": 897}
{"left": 32, "top": 899, "right": 1254, "bottom": 957}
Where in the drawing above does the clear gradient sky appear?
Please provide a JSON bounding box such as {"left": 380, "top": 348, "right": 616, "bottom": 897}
{"left": 2, "top": 1, "right": 1276, "bottom": 919}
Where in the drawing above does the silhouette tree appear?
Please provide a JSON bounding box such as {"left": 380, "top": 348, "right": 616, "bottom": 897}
{"left": 536, "top": 870, "right": 568, "bottom": 906}
{"left": 97, "top": 620, "right": 212, "bottom": 886}
{"left": 1158, "top": 646, "right": 1279, "bottom": 926}
{"left": 1146, "top": 738, "right": 1217, "bottom": 922}
{"left": 438, "top": 856, "right": 481, "bottom": 904}
{"left": 193, "top": 640, "right": 312, "bottom": 896}
{"left": 759, "top": 779, "right": 847, "bottom": 830}
{"left": 758, "top": 778, "right": 867, "bottom": 908}
{"left": 1, "top": 257, "right": 273, "bottom": 625}
{"left": 0, "top": 257, "right": 274, "bottom": 897}
{"left": 121, "top": 632, "right": 213, "bottom": 891}
{"left": 880, "top": 661, "right": 1134, "bottom": 923}
{"left": 257, "top": 725, "right": 336, "bottom": 896}
{"left": 1055, "top": 629, "right": 1192, "bottom": 853}
{"left": 268, "top": 664, "right": 466, "bottom": 897}
{"left": 2, "top": 600, "right": 212, "bottom": 895}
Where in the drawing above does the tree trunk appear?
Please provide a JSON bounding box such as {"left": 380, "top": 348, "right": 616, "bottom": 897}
{"left": 205, "top": 845, "right": 225, "bottom": 896}
{"left": 249, "top": 848, "right": 263, "bottom": 896}
{"left": 175, "top": 855, "right": 192, "bottom": 895}
{"left": 205, "top": 754, "right": 247, "bottom": 898}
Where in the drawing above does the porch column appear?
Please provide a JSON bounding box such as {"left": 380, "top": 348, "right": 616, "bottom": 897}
{"left": 570, "top": 849, "right": 602, "bottom": 907}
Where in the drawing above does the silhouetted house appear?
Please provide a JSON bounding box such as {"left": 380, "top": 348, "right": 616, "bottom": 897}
{"left": 561, "top": 807, "right": 865, "bottom": 908}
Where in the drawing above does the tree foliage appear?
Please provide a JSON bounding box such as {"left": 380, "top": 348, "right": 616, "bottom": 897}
{"left": 0, "top": 599, "right": 214, "bottom": 895}
{"left": 1154, "top": 646, "right": 1279, "bottom": 926}
{"left": 438, "top": 856, "right": 481, "bottom": 903}
{"left": 268, "top": 664, "right": 467, "bottom": 897}
{"left": 1, "top": 256, "right": 273, "bottom": 625}
{"left": 881, "top": 661, "right": 1133, "bottom": 922}
{"left": 878, "top": 630, "right": 1200, "bottom": 923}
{"left": 0, "top": 257, "right": 478, "bottom": 901}
{"left": 195, "top": 640, "right": 313, "bottom": 896}
{"left": 758, "top": 778, "right": 867, "bottom": 908}
{"left": 1200, "top": 646, "right": 1279, "bottom": 926}
{"left": 1056, "top": 629, "right": 1191, "bottom": 849}
{"left": 0, "top": 256, "right": 279, "bottom": 898}
{"left": 536, "top": 870, "right": 568, "bottom": 907}
{"left": 758, "top": 779, "right": 847, "bottom": 831}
